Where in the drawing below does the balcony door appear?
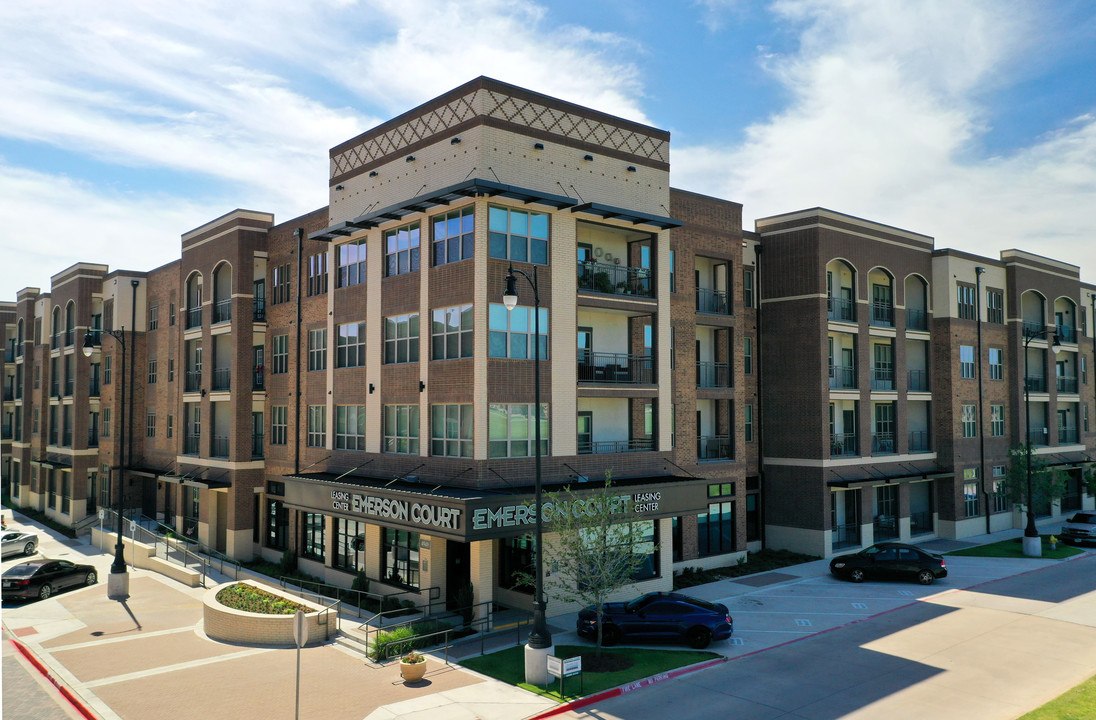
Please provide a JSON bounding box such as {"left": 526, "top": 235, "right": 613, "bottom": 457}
{"left": 577, "top": 412, "right": 592, "bottom": 454}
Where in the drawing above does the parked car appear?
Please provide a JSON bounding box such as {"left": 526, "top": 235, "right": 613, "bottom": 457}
{"left": 1060, "top": 513, "right": 1096, "bottom": 545}
{"left": 2, "top": 559, "right": 97, "bottom": 601}
{"left": 830, "top": 542, "right": 947, "bottom": 585}
{"left": 576, "top": 591, "right": 733, "bottom": 649}
{"left": 1, "top": 531, "right": 39, "bottom": 558}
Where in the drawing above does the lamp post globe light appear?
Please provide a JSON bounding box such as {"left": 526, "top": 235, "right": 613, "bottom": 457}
{"left": 1021, "top": 327, "right": 1061, "bottom": 557}
{"left": 502, "top": 263, "right": 554, "bottom": 685}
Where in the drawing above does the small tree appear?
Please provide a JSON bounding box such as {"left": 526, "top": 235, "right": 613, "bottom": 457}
{"left": 1000, "top": 444, "right": 1067, "bottom": 523}
{"left": 534, "top": 473, "right": 654, "bottom": 658}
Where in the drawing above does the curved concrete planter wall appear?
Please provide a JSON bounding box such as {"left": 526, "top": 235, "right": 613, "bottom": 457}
{"left": 203, "top": 581, "right": 333, "bottom": 646}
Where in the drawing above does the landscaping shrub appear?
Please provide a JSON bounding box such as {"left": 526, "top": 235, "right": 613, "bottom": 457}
{"left": 216, "top": 583, "right": 310, "bottom": 615}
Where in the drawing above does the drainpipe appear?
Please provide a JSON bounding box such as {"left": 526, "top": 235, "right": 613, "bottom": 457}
{"left": 974, "top": 267, "right": 990, "bottom": 534}
{"left": 293, "top": 228, "right": 304, "bottom": 475}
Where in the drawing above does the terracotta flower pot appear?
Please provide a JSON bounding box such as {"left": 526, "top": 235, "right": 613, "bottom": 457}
{"left": 400, "top": 659, "right": 427, "bottom": 682}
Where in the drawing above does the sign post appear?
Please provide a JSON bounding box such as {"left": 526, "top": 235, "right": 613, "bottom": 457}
{"left": 293, "top": 609, "right": 306, "bottom": 720}
{"left": 546, "top": 654, "right": 582, "bottom": 696}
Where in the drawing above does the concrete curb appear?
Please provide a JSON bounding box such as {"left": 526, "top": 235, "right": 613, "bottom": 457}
{"left": 8, "top": 637, "right": 98, "bottom": 720}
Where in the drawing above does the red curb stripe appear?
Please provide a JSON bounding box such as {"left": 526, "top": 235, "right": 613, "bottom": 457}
{"left": 10, "top": 639, "right": 99, "bottom": 720}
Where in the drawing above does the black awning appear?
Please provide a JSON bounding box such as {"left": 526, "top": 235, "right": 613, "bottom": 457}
{"left": 310, "top": 179, "right": 578, "bottom": 242}
{"left": 570, "top": 202, "right": 682, "bottom": 230}
{"left": 33, "top": 457, "right": 72, "bottom": 469}
{"left": 827, "top": 461, "right": 944, "bottom": 488}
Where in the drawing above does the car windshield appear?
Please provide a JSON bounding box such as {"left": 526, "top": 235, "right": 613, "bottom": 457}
{"left": 1071, "top": 513, "right": 1096, "bottom": 524}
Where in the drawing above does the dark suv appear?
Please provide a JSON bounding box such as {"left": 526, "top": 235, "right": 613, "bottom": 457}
{"left": 1060, "top": 513, "right": 1096, "bottom": 545}
{"left": 576, "top": 591, "right": 733, "bottom": 649}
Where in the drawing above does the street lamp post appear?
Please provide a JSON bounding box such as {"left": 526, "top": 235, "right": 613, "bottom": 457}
{"left": 1021, "top": 326, "right": 1061, "bottom": 557}
{"left": 502, "top": 263, "right": 554, "bottom": 685}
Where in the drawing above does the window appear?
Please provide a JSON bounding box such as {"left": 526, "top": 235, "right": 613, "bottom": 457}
{"left": 381, "top": 528, "right": 419, "bottom": 589}
{"left": 964, "top": 482, "right": 979, "bottom": 517}
{"left": 991, "top": 405, "right": 1005, "bottom": 437}
{"left": 488, "top": 205, "right": 549, "bottom": 264}
{"left": 433, "top": 206, "right": 474, "bottom": 266}
{"left": 266, "top": 499, "right": 288, "bottom": 550}
{"left": 300, "top": 513, "right": 325, "bottom": 561}
{"left": 488, "top": 304, "right": 548, "bottom": 359}
{"left": 308, "top": 329, "right": 327, "bottom": 371}
{"left": 992, "top": 469, "right": 1009, "bottom": 513}
{"left": 271, "top": 406, "right": 287, "bottom": 445}
{"left": 148, "top": 304, "right": 159, "bottom": 331}
{"left": 959, "top": 345, "right": 975, "bottom": 379}
{"left": 1085, "top": 404, "right": 1090, "bottom": 433}
{"left": 167, "top": 414, "right": 174, "bottom": 439}
{"left": 745, "top": 404, "right": 754, "bottom": 442}
{"left": 961, "top": 404, "right": 977, "bottom": 438}
{"left": 384, "top": 222, "right": 421, "bottom": 276}
{"left": 336, "top": 322, "right": 366, "bottom": 368}
{"left": 957, "top": 284, "right": 976, "bottom": 320}
{"left": 743, "top": 268, "right": 754, "bottom": 308}
{"left": 384, "top": 405, "right": 419, "bottom": 454}
{"left": 102, "top": 408, "right": 111, "bottom": 437}
{"left": 334, "top": 518, "right": 364, "bottom": 571}
{"left": 337, "top": 239, "right": 366, "bottom": 288}
{"left": 148, "top": 357, "right": 158, "bottom": 384}
{"left": 168, "top": 358, "right": 175, "bottom": 382}
{"left": 744, "top": 337, "right": 753, "bottom": 374}
{"left": 146, "top": 411, "right": 156, "bottom": 438}
{"left": 103, "top": 355, "right": 112, "bottom": 385}
{"left": 488, "top": 403, "right": 548, "bottom": 458}
{"left": 307, "top": 251, "right": 329, "bottom": 296}
{"left": 669, "top": 250, "right": 675, "bottom": 293}
{"left": 698, "top": 500, "right": 736, "bottom": 556}
{"left": 335, "top": 405, "right": 365, "bottom": 450}
{"left": 272, "top": 263, "right": 291, "bottom": 304}
{"left": 431, "top": 305, "right": 473, "bottom": 360}
{"left": 499, "top": 535, "right": 533, "bottom": 593}
{"left": 746, "top": 493, "right": 760, "bottom": 542}
{"left": 1083, "top": 357, "right": 1088, "bottom": 384}
{"left": 989, "top": 348, "right": 1003, "bottom": 380}
{"left": 987, "top": 289, "right": 1004, "bottom": 324}
{"left": 169, "top": 303, "right": 175, "bottom": 326}
{"left": 432, "top": 404, "right": 472, "bottom": 457}
{"left": 384, "top": 313, "right": 419, "bottom": 364}
{"left": 307, "top": 405, "right": 326, "bottom": 447}
{"left": 272, "top": 334, "right": 289, "bottom": 374}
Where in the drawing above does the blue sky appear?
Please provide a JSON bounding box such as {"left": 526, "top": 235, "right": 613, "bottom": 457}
{"left": 2, "top": 0, "right": 1095, "bottom": 298}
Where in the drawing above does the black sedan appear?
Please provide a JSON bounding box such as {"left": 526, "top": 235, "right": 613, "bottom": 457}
{"left": 830, "top": 542, "right": 947, "bottom": 585}
{"left": 576, "top": 591, "right": 733, "bottom": 649}
{"left": 2, "top": 559, "right": 98, "bottom": 601}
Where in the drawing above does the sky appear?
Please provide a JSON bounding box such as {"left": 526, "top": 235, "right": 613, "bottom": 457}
{"left": 1, "top": 0, "right": 1095, "bottom": 299}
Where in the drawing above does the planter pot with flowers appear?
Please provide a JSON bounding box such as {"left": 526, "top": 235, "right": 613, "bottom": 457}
{"left": 399, "top": 651, "right": 427, "bottom": 682}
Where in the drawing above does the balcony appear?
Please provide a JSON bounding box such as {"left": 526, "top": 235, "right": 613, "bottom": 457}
{"left": 186, "top": 306, "right": 202, "bottom": 330}
{"left": 907, "top": 369, "right": 929, "bottom": 392}
{"left": 1025, "top": 376, "right": 1047, "bottom": 392}
{"left": 213, "top": 298, "right": 232, "bottom": 324}
{"left": 696, "top": 288, "right": 731, "bottom": 316}
{"left": 1057, "top": 376, "right": 1078, "bottom": 394}
{"left": 184, "top": 434, "right": 200, "bottom": 455}
{"left": 1022, "top": 320, "right": 1045, "bottom": 338}
{"left": 870, "top": 368, "right": 894, "bottom": 391}
{"left": 828, "top": 297, "right": 855, "bottom": 323}
{"left": 1058, "top": 325, "right": 1076, "bottom": 343}
{"left": 64, "top": 377, "right": 74, "bottom": 397}
{"left": 1, "top": 426, "right": 11, "bottom": 440}
{"left": 62, "top": 430, "right": 72, "bottom": 447}
{"left": 871, "top": 432, "right": 896, "bottom": 455}
{"left": 4, "top": 348, "right": 13, "bottom": 362}
{"left": 51, "top": 334, "right": 61, "bottom": 350}
{"left": 696, "top": 361, "right": 731, "bottom": 388}
{"left": 65, "top": 328, "right": 74, "bottom": 347}
{"left": 829, "top": 365, "right": 856, "bottom": 390}
{"left": 696, "top": 435, "right": 733, "bottom": 461}
{"left": 50, "top": 382, "right": 60, "bottom": 398}
{"left": 88, "top": 427, "right": 99, "bottom": 448}
{"left": 89, "top": 378, "right": 100, "bottom": 397}
{"left": 577, "top": 352, "right": 654, "bottom": 384}
{"left": 908, "top": 430, "right": 931, "bottom": 453}
{"left": 253, "top": 299, "right": 266, "bottom": 322}
{"left": 86, "top": 329, "right": 102, "bottom": 345}
{"left": 831, "top": 433, "right": 858, "bottom": 457}
{"left": 212, "top": 367, "right": 231, "bottom": 392}
{"left": 577, "top": 261, "right": 653, "bottom": 298}
{"left": 870, "top": 302, "right": 894, "bottom": 328}
{"left": 1059, "top": 425, "right": 1079, "bottom": 444}
{"left": 578, "top": 438, "right": 655, "bottom": 455}
{"left": 211, "top": 435, "right": 229, "bottom": 458}
{"left": 253, "top": 366, "right": 265, "bottom": 391}
{"left": 1028, "top": 429, "right": 1048, "bottom": 447}
{"left": 252, "top": 431, "right": 264, "bottom": 459}
{"left": 905, "top": 308, "right": 928, "bottom": 331}
{"left": 185, "top": 370, "right": 202, "bottom": 393}
{"left": 2, "top": 387, "right": 12, "bottom": 401}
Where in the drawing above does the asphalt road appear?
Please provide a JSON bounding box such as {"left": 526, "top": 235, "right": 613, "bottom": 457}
{"left": 2, "top": 626, "right": 85, "bottom": 720}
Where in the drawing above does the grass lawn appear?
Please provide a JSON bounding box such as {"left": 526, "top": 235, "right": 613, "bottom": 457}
{"left": 460, "top": 644, "right": 721, "bottom": 702}
{"left": 947, "top": 536, "right": 1083, "bottom": 560}
{"left": 1018, "top": 672, "right": 1096, "bottom": 719}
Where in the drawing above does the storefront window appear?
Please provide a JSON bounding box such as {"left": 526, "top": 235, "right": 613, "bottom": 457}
{"left": 301, "top": 512, "right": 325, "bottom": 561}
{"left": 698, "top": 501, "right": 736, "bottom": 556}
{"left": 630, "top": 520, "right": 658, "bottom": 581}
{"left": 381, "top": 528, "right": 419, "bottom": 589}
{"left": 266, "top": 499, "right": 288, "bottom": 550}
{"left": 499, "top": 534, "right": 534, "bottom": 594}
{"left": 334, "top": 518, "right": 364, "bottom": 572}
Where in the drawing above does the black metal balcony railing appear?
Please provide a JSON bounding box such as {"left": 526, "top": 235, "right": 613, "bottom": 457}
{"left": 908, "top": 430, "right": 931, "bottom": 453}
{"left": 184, "top": 434, "right": 200, "bottom": 455}
{"left": 831, "top": 433, "right": 858, "bottom": 457}
{"left": 828, "top": 296, "right": 855, "bottom": 322}
{"left": 576, "top": 352, "right": 654, "bottom": 384}
{"left": 910, "top": 511, "right": 933, "bottom": 536}
{"left": 64, "top": 377, "right": 74, "bottom": 397}
{"left": 14, "top": 384, "right": 22, "bottom": 399}
{"left": 86, "top": 329, "right": 102, "bottom": 345}
{"left": 252, "top": 431, "right": 264, "bottom": 459}
{"left": 253, "top": 367, "right": 265, "bottom": 390}
{"left": 212, "top": 367, "right": 231, "bottom": 392}
{"left": 578, "top": 438, "right": 655, "bottom": 455}
{"left": 89, "top": 379, "right": 100, "bottom": 397}
{"left": 1025, "top": 376, "right": 1047, "bottom": 392}
{"left": 211, "top": 435, "right": 229, "bottom": 458}
{"left": 870, "top": 302, "right": 894, "bottom": 327}
{"left": 696, "top": 435, "right": 733, "bottom": 461}
{"left": 253, "top": 299, "right": 266, "bottom": 322}
{"left": 871, "top": 368, "right": 894, "bottom": 391}
{"left": 50, "top": 381, "right": 60, "bottom": 398}
{"left": 62, "top": 430, "right": 72, "bottom": 447}
{"left": 49, "top": 431, "right": 58, "bottom": 445}
{"left": 1059, "top": 426, "right": 1079, "bottom": 444}
{"left": 213, "top": 298, "right": 232, "bottom": 324}
{"left": 577, "top": 261, "right": 653, "bottom": 298}
{"left": 186, "top": 306, "right": 202, "bottom": 329}
{"left": 4, "top": 348, "right": 14, "bottom": 362}
{"left": 829, "top": 364, "right": 856, "bottom": 389}
{"left": 871, "top": 432, "right": 896, "bottom": 455}
{"left": 185, "top": 370, "right": 202, "bottom": 393}
{"left": 696, "top": 287, "right": 731, "bottom": 316}
{"left": 832, "top": 522, "right": 860, "bottom": 550}
{"left": 907, "top": 369, "right": 929, "bottom": 392}
{"left": 696, "top": 361, "right": 732, "bottom": 388}
{"left": 1, "top": 426, "right": 11, "bottom": 440}
{"left": 1057, "top": 376, "right": 1078, "bottom": 393}
{"left": 51, "top": 334, "right": 61, "bottom": 350}
{"left": 65, "top": 328, "right": 74, "bottom": 347}
{"left": 1058, "top": 325, "right": 1076, "bottom": 343}
{"left": 2, "top": 387, "right": 12, "bottom": 401}
{"left": 874, "top": 515, "right": 899, "bottom": 541}
{"left": 1028, "top": 429, "right": 1048, "bottom": 447}
{"left": 88, "top": 428, "right": 99, "bottom": 447}
{"left": 1022, "top": 320, "right": 1045, "bottom": 338}
{"left": 905, "top": 308, "right": 928, "bottom": 331}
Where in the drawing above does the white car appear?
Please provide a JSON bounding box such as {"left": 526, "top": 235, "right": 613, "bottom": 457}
{"left": 1060, "top": 513, "right": 1096, "bottom": 545}
{"left": 1, "top": 531, "right": 39, "bottom": 558}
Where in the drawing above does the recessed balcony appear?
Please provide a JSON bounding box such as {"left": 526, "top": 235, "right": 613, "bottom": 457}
{"left": 830, "top": 433, "right": 858, "bottom": 457}
{"left": 577, "top": 261, "right": 653, "bottom": 298}
{"left": 697, "top": 435, "right": 733, "bottom": 461}
{"left": 577, "top": 352, "right": 654, "bottom": 384}
{"left": 696, "top": 361, "right": 732, "bottom": 388}
{"left": 829, "top": 364, "right": 856, "bottom": 390}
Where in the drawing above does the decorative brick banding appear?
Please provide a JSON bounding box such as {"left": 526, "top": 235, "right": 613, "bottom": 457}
{"left": 203, "top": 581, "right": 334, "bottom": 646}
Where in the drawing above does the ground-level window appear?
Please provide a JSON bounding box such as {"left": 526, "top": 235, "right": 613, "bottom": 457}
{"left": 334, "top": 518, "right": 365, "bottom": 572}
{"left": 963, "top": 482, "right": 979, "bottom": 518}
{"left": 381, "top": 528, "right": 419, "bottom": 589}
{"left": 300, "top": 512, "right": 325, "bottom": 561}
{"left": 698, "top": 501, "right": 735, "bottom": 556}
{"left": 499, "top": 534, "right": 533, "bottom": 593}
{"left": 267, "top": 499, "right": 288, "bottom": 550}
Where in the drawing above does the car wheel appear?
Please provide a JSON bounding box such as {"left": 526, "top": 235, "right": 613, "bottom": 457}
{"left": 38, "top": 584, "right": 53, "bottom": 600}
{"left": 849, "top": 568, "right": 865, "bottom": 583}
{"left": 687, "top": 627, "right": 712, "bottom": 649}
{"left": 85, "top": 571, "right": 97, "bottom": 586}
{"left": 23, "top": 541, "right": 35, "bottom": 555}
{"left": 601, "top": 626, "right": 621, "bottom": 647}
{"left": 917, "top": 570, "right": 935, "bottom": 586}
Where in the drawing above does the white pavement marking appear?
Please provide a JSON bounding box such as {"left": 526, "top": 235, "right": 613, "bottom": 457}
{"left": 47, "top": 625, "right": 196, "bottom": 652}
{"left": 81, "top": 647, "right": 273, "bottom": 689}
{"left": 794, "top": 619, "right": 811, "bottom": 627}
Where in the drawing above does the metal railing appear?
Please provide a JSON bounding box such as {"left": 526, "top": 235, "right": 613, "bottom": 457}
{"left": 907, "top": 369, "right": 929, "bottom": 392}
{"left": 871, "top": 368, "right": 894, "bottom": 391}
{"left": 64, "top": 376, "right": 74, "bottom": 396}
{"left": 62, "top": 430, "right": 72, "bottom": 447}
{"left": 908, "top": 430, "right": 931, "bottom": 453}
{"left": 905, "top": 308, "right": 928, "bottom": 331}
{"left": 253, "top": 367, "right": 265, "bottom": 390}
{"left": 89, "top": 378, "right": 100, "bottom": 397}
{"left": 213, "top": 298, "right": 232, "bottom": 324}
{"left": 1025, "top": 376, "right": 1046, "bottom": 392}
{"left": 185, "top": 370, "right": 202, "bottom": 393}
{"left": 253, "top": 299, "right": 266, "bottom": 322}
{"left": 696, "top": 361, "right": 731, "bottom": 388}
{"left": 4, "top": 348, "right": 13, "bottom": 362}
{"left": 88, "top": 428, "right": 99, "bottom": 447}
{"left": 211, "top": 435, "right": 229, "bottom": 458}
{"left": 696, "top": 287, "right": 731, "bottom": 315}
{"left": 1059, "top": 426, "right": 1079, "bottom": 444}
{"left": 697, "top": 435, "right": 733, "bottom": 461}
{"left": 873, "top": 515, "right": 899, "bottom": 541}
{"left": 186, "top": 306, "right": 202, "bottom": 329}
{"left": 910, "top": 511, "right": 933, "bottom": 536}
{"left": 65, "top": 328, "right": 74, "bottom": 347}
{"left": 831, "top": 433, "right": 858, "bottom": 457}
{"left": 871, "top": 432, "right": 896, "bottom": 455}
{"left": 212, "top": 367, "right": 230, "bottom": 392}
{"left": 576, "top": 261, "right": 653, "bottom": 298}
{"left": 1022, "top": 320, "right": 1045, "bottom": 337}
{"left": 1028, "top": 429, "right": 1048, "bottom": 447}
{"left": 829, "top": 364, "right": 856, "bottom": 389}
{"left": 870, "top": 302, "right": 894, "bottom": 327}
{"left": 252, "top": 431, "right": 264, "bottom": 459}
{"left": 576, "top": 351, "right": 654, "bottom": 384}
{"left": 832, "top": 522, "right": 860, "bottom": 550}
{"left": 1058, "top": 325, "right": 1076, "bottom": 343}
{"left": 1057, "top": 376, "right": 1078, "bottom": 393}
{"left": 184, "top": 434, "right": 200, "bottom": 455}
{"left": 578, "top": 438, "right": 655, "bottom": 455}
{"left": 828, "top": 296, "right": 855, "bottom": 322}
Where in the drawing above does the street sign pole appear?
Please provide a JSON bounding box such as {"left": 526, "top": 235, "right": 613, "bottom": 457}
{"left": 293, "top": 609, "right": 306, "bottom": 720}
